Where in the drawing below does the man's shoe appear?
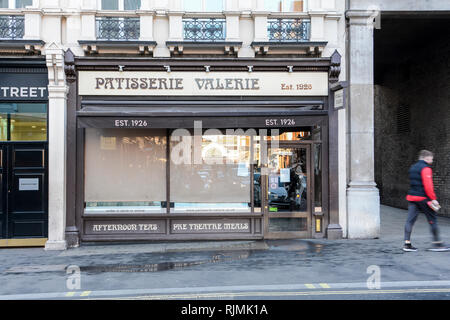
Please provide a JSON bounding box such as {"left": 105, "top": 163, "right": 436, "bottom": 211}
{"left": 403, "top": 243, "right": 418, "bottom": 252}
{"left": 428, "top": 242, "right": 450, "bottom": 252}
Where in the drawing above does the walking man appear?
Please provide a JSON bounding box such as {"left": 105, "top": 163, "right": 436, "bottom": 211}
{"left": 403, "top": 150, "right": 449, "bottom": 252}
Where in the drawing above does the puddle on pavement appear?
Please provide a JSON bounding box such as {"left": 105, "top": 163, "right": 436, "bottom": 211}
{"left": 267, "top": 240, "right": 325, "bottom": 254}
{"left": 79, "top": 251, "right": 251, "bottom": 274}
{"left": 4, "top": 251, "right": 252, "bottom": 274}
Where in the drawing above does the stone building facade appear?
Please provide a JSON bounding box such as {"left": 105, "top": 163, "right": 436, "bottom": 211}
{"left": 0, "top": 0, "right": 449, "bottom": 249}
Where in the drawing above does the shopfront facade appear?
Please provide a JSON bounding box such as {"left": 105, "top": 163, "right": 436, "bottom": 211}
{"left": 0, "top": 58, "right": 49, "bottom": 246}
{"left": 64, "top": 54, "right": 342, "bottom": 244}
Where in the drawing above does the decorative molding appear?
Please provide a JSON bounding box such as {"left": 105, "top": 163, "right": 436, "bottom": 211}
{"left": 45, "top": 42, "right": 67, "bottom": 88}
{"left": 64, "top": 48, "right": 76, "bottom": 83}
{"left": 329, "top": 49, "right": 341, "bottom": 83}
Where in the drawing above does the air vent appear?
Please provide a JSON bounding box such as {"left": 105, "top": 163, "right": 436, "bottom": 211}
{"left": 397, "top": 105, "right": 410, "bottom": 134}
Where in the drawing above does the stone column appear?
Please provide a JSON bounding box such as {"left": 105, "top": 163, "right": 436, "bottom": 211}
{"left": 345, "top": 10, "right": 380, "bottom": 239}
{"left": 45, "top": 44, "right": 68, "bottom": 250}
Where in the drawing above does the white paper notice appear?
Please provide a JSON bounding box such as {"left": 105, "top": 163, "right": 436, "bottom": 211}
{"left": 280, "top": 168, "right": 290, "bottom": 183}
{"left": 19, "top": 178, "right": 39, "bottom": 191}
{"left": 237, "top": 163, "right": 249, "bottom": 177}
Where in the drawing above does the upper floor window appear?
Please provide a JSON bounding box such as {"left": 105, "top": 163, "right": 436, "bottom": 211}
{"left": 184, "top": 0, "right": 224, "bottom": 12}
{"left": 265, "top": 0, "right": 305, "bottom": 12}
{"left": 100, "top": 0, "right": 141, "bottom": 10}
{"left": 0, "top": 0, "right": 32, "bottom": 8}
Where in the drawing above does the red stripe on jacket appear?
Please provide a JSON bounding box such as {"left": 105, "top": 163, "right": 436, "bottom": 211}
{"left": 406, "top": 166, "right": 437, "bottom": 201}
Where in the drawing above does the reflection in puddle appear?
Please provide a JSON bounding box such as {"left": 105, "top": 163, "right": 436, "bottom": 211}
{"left": 267, "top": 240, "right": 324, "bottom": 254}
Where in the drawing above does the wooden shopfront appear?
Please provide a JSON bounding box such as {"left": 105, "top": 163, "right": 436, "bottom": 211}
{"left": 64, "top": 52, "right": 342, "bottom": 245}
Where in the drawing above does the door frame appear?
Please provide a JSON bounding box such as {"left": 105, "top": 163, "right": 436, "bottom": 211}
{"left": 263, "top": 141, "right": 313, "bottom": 239}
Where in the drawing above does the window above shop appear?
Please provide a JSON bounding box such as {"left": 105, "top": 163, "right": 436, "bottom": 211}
{"left": 252, "top": 18, "right": 326, "bottom": 55}
{"left": 0, "top": 0, "right": 32, "bottom": 8}
{"left": 184, "top": 0, "right": 224, "bottom": 12}
{"left": 0, "top": 15, "right": 24, "bottom": 40}
{"left": 264, "top": 0, "right": 306, "bottom": 12}
{"left": 100, "top": 0, "right": 141, "bottom": 10}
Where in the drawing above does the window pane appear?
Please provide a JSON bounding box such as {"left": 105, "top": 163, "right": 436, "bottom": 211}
{"left": 283, "top": 0, "right": 304, "bottom": 12}
{"left": 15, "top": 0, "right": 32, "bottom": 8}
{"left": 101, "top": 0, "right": 118, "bottom": 10}
{"left": 170, "top": 130, "right": 251, "bottom": 213}
{"left": 253, "top": 136, "right": 262, "bottom": 213}
{"left": 0, "top": 114, "right": 6, "bottom": 140}
{"left": 313, "top": 143, "right": 322, "bottom": 212}
{"left": 124, "top": 0, "right": 140, "bottom": 10}
{"left": 267, "top": 147, "right": 308, "bottom": 213}
{"left": 10, "top": 114, "right": 47, "bottom": 141}
{"left": 0, "top": 0, "right": 9, "bottom": 8}
{"left": 205, "top": 0, "right": 223, "bottom": 12}
{"left": 265, "top": 0, "right": 282, "bottom": 11}
{"left": 264, "top": 129, "right": 312, "bottom": 141}
{"left": 85, "top": 128, "right": 167, "bottom": 213}
{"left": 0, "top": 103, "right": 47, "bottom": 141}
{"left": 184, "top": 0, "right": 202, "bottom": 11}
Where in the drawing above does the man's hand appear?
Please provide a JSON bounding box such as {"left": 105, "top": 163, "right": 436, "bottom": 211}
{"left": 432, "top": 200, "right": 440, "bottom": 207}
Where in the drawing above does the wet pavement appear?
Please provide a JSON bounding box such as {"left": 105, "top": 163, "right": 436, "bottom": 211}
{"left": 1, "top": 205, "right": 450, "bottom": 299}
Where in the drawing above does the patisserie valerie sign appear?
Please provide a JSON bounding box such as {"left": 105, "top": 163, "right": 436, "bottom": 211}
{"left": 78, "top": 71, "right": 328, "bottom": 96}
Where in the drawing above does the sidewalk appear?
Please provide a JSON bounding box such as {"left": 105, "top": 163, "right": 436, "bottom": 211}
{"left": 0, "top": 205, "right": 449, "bottom": 297}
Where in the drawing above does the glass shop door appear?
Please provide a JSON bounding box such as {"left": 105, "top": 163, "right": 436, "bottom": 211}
{"left": 263, "top": 143, "right": 311, "bottom": 238}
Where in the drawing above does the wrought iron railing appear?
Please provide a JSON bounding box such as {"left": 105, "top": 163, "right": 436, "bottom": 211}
{"left": 0, "top": 15, "right": 25, "bottom": 40}
{"left": 96, "top": 17, "right": 140, "bottom": 40}
{"left": 183, "top": 18, "right": 226, "bottom": 41}
{"left": 267, "top": 19, "right": 310, "bottom": 42}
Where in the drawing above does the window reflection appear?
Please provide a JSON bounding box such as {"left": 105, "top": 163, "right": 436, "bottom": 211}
{"left": 264, "top": 130, "right": 311, "bottom": 141}
{"left": 267, "top": 147, "right": 307, "bottom": 213}
{"left": 265, "top": 0, "right": 304, "bottom": 12}
{"left": 170, "top": 132, "right": 251, "bottom": 213}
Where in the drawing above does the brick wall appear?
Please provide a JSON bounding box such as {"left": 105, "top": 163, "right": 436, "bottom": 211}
{"left": 375, "top": 34, "right": 450, "bottom": 217}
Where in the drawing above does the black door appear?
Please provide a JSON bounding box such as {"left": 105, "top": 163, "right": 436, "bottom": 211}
{"left": 0, "top": 143, "right": 48, "bottom": 239}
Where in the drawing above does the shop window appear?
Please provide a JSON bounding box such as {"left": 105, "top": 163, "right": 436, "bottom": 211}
{"left": 170, "top": 130, "right": 251, "bottom": 213}
{"left": 184, "top": 0, "right": 224, "bottom": 12}
{"left": 263, "top": 129, "right": 312, "bottom": 141}
{"left": 0, "top": 103, "right": 47, "bottom": 141}
{"left": 84, "top": 128, "right": 167, "bottom": 213}
{"left": 264, "top": 0, "right": 305, "bottom": 12}
{"left": 101, "top": 0, "right": 141, "bottom": 10}
{"left": 0, "top": 113, "right": 6, "bottom": 140}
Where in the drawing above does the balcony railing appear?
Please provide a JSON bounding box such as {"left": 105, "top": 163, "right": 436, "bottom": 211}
{"left": 96, "top": 17, "right": 140, "bottom": 40}
{"left": 183, "top": 18, "right": 226, "bottom": 42}
{"left": 267, "top": 19, "right": 310, "bottom": 42}
{"left": 0, "top": 15, "right": 25, "bottom": 40}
